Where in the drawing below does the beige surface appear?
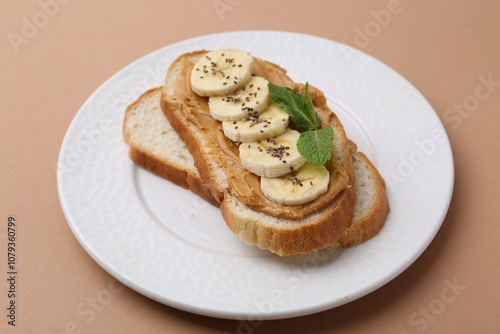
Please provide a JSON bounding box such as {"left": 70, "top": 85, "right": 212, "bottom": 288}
{"left": 1, "top": 0, "right": 499, "bottom": 333}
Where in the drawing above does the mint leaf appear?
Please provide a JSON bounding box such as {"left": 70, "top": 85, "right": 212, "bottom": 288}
{"left": 268, "top": 82, "right": 318, "bottom": 131}
{"left": 268, "top": 81, "right": 332, "bottom": 165}
{"left": 304, "top": 82, "right": 321, "bottom": 129}
{"left": 297, "top": 127, "right": 334, "bottom": 166}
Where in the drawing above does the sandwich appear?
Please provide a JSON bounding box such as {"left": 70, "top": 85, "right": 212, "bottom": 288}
{"left": 123, "top": 49, "right": 389, "bottom": 256}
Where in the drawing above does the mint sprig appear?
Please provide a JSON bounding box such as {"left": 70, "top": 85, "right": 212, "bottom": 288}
{"left": 268, "top": 82, "right": 320, "bottom": 131}
{"left": 268, "top": 82, "right": 333, "bottom": 166}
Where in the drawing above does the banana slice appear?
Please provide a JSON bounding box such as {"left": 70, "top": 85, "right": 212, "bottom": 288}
{"left": 239, "top": 129, "right": 306, "bottom": 178}
{"left": 209, "top": 76, "right": 271, "bottom": 122}
{"left": 190, "top": 49, "right": 253, "bottom": 97}
{"left": 222, "top": 104, "right": 289, "bottom": 143}
{"left": 260, "top": 163, "right": 330, "bottom": 205}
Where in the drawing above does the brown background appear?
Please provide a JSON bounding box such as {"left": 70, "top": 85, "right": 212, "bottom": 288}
{"left": 1, "top": 0, "right": 499, "bottom": 333}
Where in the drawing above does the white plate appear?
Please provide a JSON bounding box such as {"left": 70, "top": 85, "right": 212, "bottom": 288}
{"left": 57, "top": 31, "right": 454, "bottom": 320}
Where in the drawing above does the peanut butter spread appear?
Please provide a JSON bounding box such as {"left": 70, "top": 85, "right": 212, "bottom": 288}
{"left": 170, "top": 53, "right": 349, "bottom": 220}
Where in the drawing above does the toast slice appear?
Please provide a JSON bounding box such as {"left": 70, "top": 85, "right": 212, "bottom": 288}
{"left": 329, "top": 143, "right": 390, "bottom": 248}
{"left": 160, "top": 50, "right": 359, "bottom": 256}
{"left": 123, "top": 87, "right": 389, "bottom": 250}
{"left": 122, "top": 87, "right": 218, "bottom": 206}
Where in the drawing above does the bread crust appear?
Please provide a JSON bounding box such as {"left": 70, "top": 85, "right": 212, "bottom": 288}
{"left": 337, "top": 151, "right": 390, "bottom": 247}
{"left": 221, "top": 187, "right": 356, "bottom": 256}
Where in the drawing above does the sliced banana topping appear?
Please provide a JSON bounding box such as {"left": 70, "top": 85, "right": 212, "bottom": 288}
{"left": 239, "top": 129, "right": 306, "bottom": 178}
{"left": 208, "top": 76, "right": 271, "bottom": 122}
{"left": 260, "top": 163, "right": 330, "bottom": 205}
{"left": 189, "top": 48, "right": 332, "bottom": 206}
{"left": 222, "top": 104, "right": 289, "bottom": 143}
{"left": 190, "top": 49, "right": 253, "bottom": 97}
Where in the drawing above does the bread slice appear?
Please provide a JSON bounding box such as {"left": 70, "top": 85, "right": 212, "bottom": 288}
{"left": 160, "top": 50, "right": 357, "bottom": 256}
{"left": 329, "top": 142, "right": 390, "bottom": 249}
{"left": 122, "top": 87, "right": 389, "bottom": 251}
{"left": 122, "top": 87, "right": 218, "bottom": 206}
